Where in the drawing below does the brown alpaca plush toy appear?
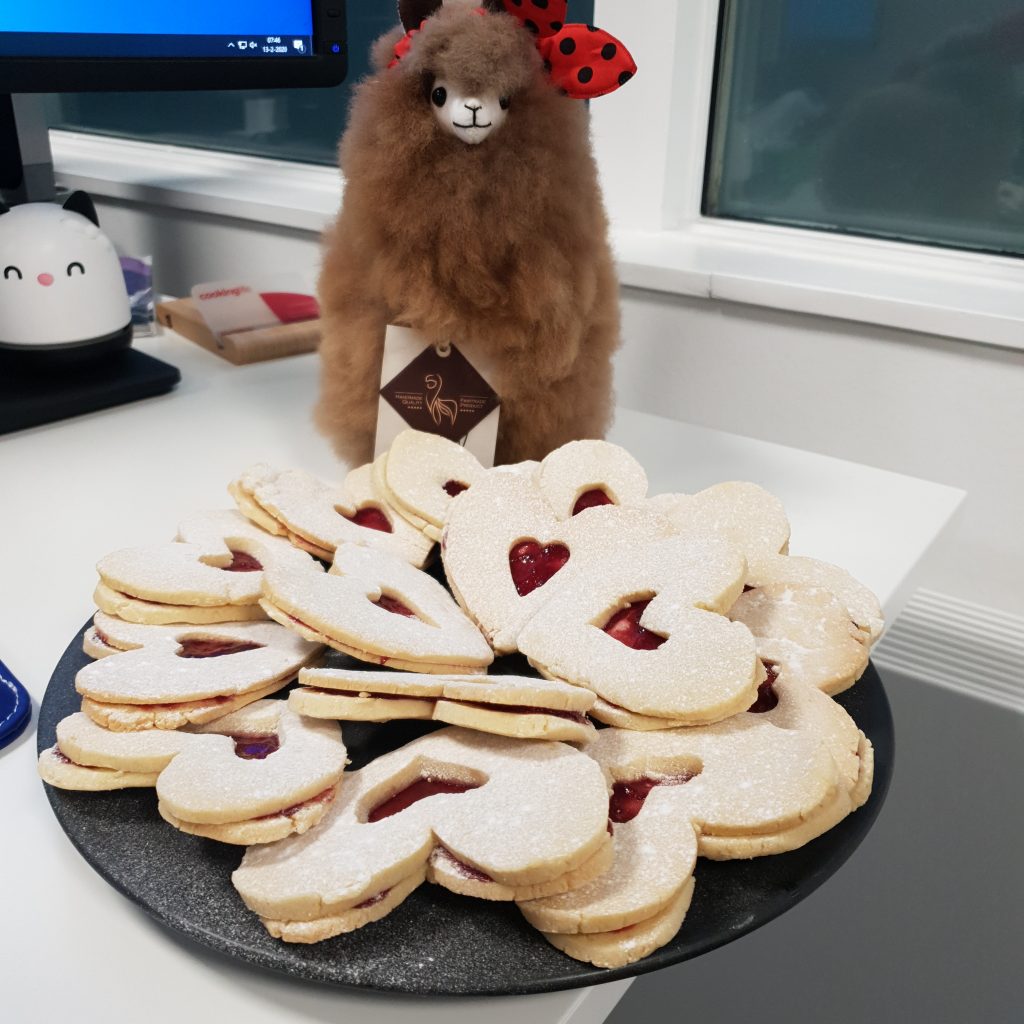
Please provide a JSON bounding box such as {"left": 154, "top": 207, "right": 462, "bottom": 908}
{"left": 316, "top": 0, "right": 637, "bottom": 466}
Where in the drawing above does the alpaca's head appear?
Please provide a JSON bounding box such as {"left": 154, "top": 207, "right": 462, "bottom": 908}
{"left": 381, "top": 0, "right": 636, "bottom": 147}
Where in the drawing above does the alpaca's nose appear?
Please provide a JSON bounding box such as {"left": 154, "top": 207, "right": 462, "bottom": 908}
{"left": 464, "top": 101, "right": 483, "bottom": 112}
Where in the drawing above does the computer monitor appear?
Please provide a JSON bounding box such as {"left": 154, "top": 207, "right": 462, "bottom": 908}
{"left": 0, "top": 0, "right": 348, "bottom": 201}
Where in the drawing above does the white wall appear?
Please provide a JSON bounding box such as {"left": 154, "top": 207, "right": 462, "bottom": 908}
{"left": 93, "top": 195, "right": 1024, "bottom": 616}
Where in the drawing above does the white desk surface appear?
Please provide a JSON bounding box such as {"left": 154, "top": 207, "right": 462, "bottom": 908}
{"left": 0, "top": 331, "right": 964, "bottom": 1024}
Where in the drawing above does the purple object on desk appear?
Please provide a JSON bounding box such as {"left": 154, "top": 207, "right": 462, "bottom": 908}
{"left": 0, "top": 658, "right": 31, "bottom": 749}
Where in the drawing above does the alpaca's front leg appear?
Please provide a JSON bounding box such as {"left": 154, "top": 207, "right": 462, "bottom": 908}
{"left": 496, "top": 316, "right": 618, "bottom": 464}
{"left": 315, "top": 304, "right": 390, "bottom": 468}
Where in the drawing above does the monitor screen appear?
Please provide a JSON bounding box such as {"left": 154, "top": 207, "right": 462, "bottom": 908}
{"left": 0, "top": 1, "right": 316, "bottom": 59}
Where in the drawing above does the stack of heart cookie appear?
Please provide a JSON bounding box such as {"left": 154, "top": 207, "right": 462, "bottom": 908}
{"left": 40, "top": 429, "right": 882, "bottom": 974}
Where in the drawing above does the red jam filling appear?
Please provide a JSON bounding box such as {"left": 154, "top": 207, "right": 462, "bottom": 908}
{"left": 93, "top": 629, "right": 117, "bottom": 650}
{"left": 747, "top": 662, "right": 780, "bottom": 713}
{"left": 572, "top": 489, "right": 614, "bottom": 515}
{"left": 224, "top": 550, "right": 263, "bottom": 572}
{"left": 602, "top": 599, "right": 667, "bottom": 651}
{"left": 343, "top": 506, "right": 393, "bottom": 534}
{"left": 53, "top": 746, "right": 73, "bottom": 765}
{"left": 609, "top": 774, "right": 696, "bottom": 823}
{"left": 177, "top": 639, "right": 264, "bottom": 659}
{"left": 436, "top": 848, "right": 494, "bottom": 883}
{"left": 374, "top": 595, "right": 417, "bottom": 618}
{"left": 448, "top": 700, "right": 589, "bottom": 725}
{"left": 509, "top": 540, "right": 571, "bottom": 597}
{"left": 367, "top": 776, "right": 481, "bottom": 823}
{"left": 444, "top": 480, "right": 469, "bottom": 498}
{"left": 231, "top": 733, "right": 281, "bottom": 759}
{"left": 257, "top": 786, "right": 335, "bottom": 821}
{"left": 355, "top": 887, "right": 392, "bottom": 910}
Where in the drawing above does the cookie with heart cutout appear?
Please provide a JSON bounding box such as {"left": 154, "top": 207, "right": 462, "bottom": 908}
{"left": 231, "top": 462, "right": 434, "bottom": 567}
{"left": 647, "top": 481, "right": 791, "bottom": 563}
{"left": 232, "top": 726, "right": 611, "bottom": 943}
{"left": 728, "top": 583, "right": 870, "bottom": 697}
{"left": 535, "top": 439, "right": 649, "bottom": 520}
{"left": 75, "top": 618, "right": 323, "bottom": 731}
{"left": 379, "top": 430, "right": 485, "bottom": 542}
{"left": 94, "top": 509, "right": 322, "bottom": 626}
{"left": 291, "top": 668, "right": 596, "bottom": 744}
{"left": 39, "top": 699, "right": 347, "bottom": 845}
{"left": 519, "top": 703, "right": 862, "bottom": 968}
{"left": 442, "top": 468, "right": 675, "bottom": 654}
{"left": 745, "top": 553, "right": 884, "bottom": 645}
{"left": 261, "top": 542, "right": 493, "bottom": 674}
{"left": 518, "top": 534, "right": 760, "bottom": 725}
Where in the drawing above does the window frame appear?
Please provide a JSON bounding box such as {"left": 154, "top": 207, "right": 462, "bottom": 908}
{"left": 50, "top": 0, "right": 1024, "bottom": 351}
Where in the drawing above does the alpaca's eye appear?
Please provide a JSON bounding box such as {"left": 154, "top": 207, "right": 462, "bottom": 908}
{"left": 499, "top": 96, "right": 511, "bottom": 111}
{"left": 3, "top": 265, "right": 22, "bottom": 281}
{"left": 67, "top": 261, "right": 85, "bottom": 276}
{"left": 431, "top": 86, "right": 448, "bottom": 108}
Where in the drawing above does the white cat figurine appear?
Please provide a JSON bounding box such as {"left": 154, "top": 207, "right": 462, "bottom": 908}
{"left": 0, "top": 192, "right": 131, "bottom": 358}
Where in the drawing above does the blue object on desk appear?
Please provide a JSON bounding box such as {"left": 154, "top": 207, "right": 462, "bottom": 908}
{"left": 0, "top": 658, "right": 31, "bottom": 748}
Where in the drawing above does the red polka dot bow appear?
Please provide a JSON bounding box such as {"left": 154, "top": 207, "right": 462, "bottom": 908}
{"left": 502, "top": 0, "right": 637, "bottom": 99}
{"left": 390, "top": 0, "right": 637, "bottom": 101}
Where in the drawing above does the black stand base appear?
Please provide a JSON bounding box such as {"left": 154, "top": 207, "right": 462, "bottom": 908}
{"left": 0, "top": 348, "right": 181, "bottom": 435}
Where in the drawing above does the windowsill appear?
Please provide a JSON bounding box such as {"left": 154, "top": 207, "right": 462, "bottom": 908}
{"left": 52, "top": 130, "right": 1024, "bottom": 352}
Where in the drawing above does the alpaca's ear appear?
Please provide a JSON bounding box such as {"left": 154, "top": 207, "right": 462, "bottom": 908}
{"left": 399, "top": 0, "right": 444, "bottom": 31}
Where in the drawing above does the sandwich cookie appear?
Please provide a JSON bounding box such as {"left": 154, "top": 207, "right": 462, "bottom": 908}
{"left": 376, "top": 430, "right": 485, "bottom": 542}
{"left": 232, "top": 727, "right": 611, "bottom": 943}
{"left": 520, "top": 707, "right": 860, "bottom": 967}
{"left": 75, "top": 618, "right": 323, "bottom": 731}
{"left": 94, "top": 509, "right": 321, "bottom": 626}
{"left": 518, "top": 535, "right": 761, "bottom": 725}
{"left": 231, "top": 462, "right": 433, "bottom": 568}
{"left": 291, "top": 668, "right": 596, "bottom": 744}
{"left": 261, "top": 543, "right": 493, "bottom": 674}
{"left": 39, "top": 699, "right": 347, "bottom": 844}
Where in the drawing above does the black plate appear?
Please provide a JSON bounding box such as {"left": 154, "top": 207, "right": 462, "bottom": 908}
{"left": 38, "top": 623, "right": 893, "bottom": 997}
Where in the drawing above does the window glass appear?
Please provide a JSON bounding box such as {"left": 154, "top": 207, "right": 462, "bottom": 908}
{"left": 44, "top": 2, "right": 594, "bottom": 166}
{"left": 706, "top": 0, "right": 1024, "bottom": 257}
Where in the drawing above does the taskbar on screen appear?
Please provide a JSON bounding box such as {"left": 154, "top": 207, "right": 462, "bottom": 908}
{"left": 0, "top": 33, "right": 317, "bottom": 59}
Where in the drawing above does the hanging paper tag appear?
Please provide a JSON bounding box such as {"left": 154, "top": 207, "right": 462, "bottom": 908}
{"left": 376, "top": 325, "right": 501, "bottom": 467}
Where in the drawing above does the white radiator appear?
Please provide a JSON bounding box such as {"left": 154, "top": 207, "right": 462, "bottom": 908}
{"left": 872, "top": 589, "right": 1024, "bottom": 714}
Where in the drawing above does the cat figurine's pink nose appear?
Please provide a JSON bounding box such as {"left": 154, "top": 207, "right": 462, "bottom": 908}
{"left": 37, "top": 273, "right": 54, "bottom": 287}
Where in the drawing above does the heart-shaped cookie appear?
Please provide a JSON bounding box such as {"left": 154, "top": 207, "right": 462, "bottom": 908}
{"left": 729, "top": 583, "right": 869, "bottom": 696}
{"left": 232, "top": 462, "right": 434, "bottom": 567}
{"left": 75, "top": 618, "right": 322, "bottom": 731}
{"left": 39, "top": 699, "right": 346, "bottom": 845}
{"left": 519, "top": 535, "right": 760, "bottom": 724}
{"left": 261, "top": 543, "right": 493, "bottom": 674}
{"left": 746, "top": 554, "right": 884, "bottom": 644}
{"left": 647, "top": 481, "right": 791, "bottom": 563}
{"left": 520, "top": 697, "right": 866, "bottom": 967}
{"left": 379, "top": 430, "right": 485, "bottom": 541}
{"left": 232, "top": 727, "right": 611, "bottom": 942}
{"left": 94, "top": 509, "right": 322, "bottom": 626}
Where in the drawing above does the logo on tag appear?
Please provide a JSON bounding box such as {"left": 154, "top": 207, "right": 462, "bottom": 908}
{"left": 380, "top": 344, "right": 500, "bottom": 443}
